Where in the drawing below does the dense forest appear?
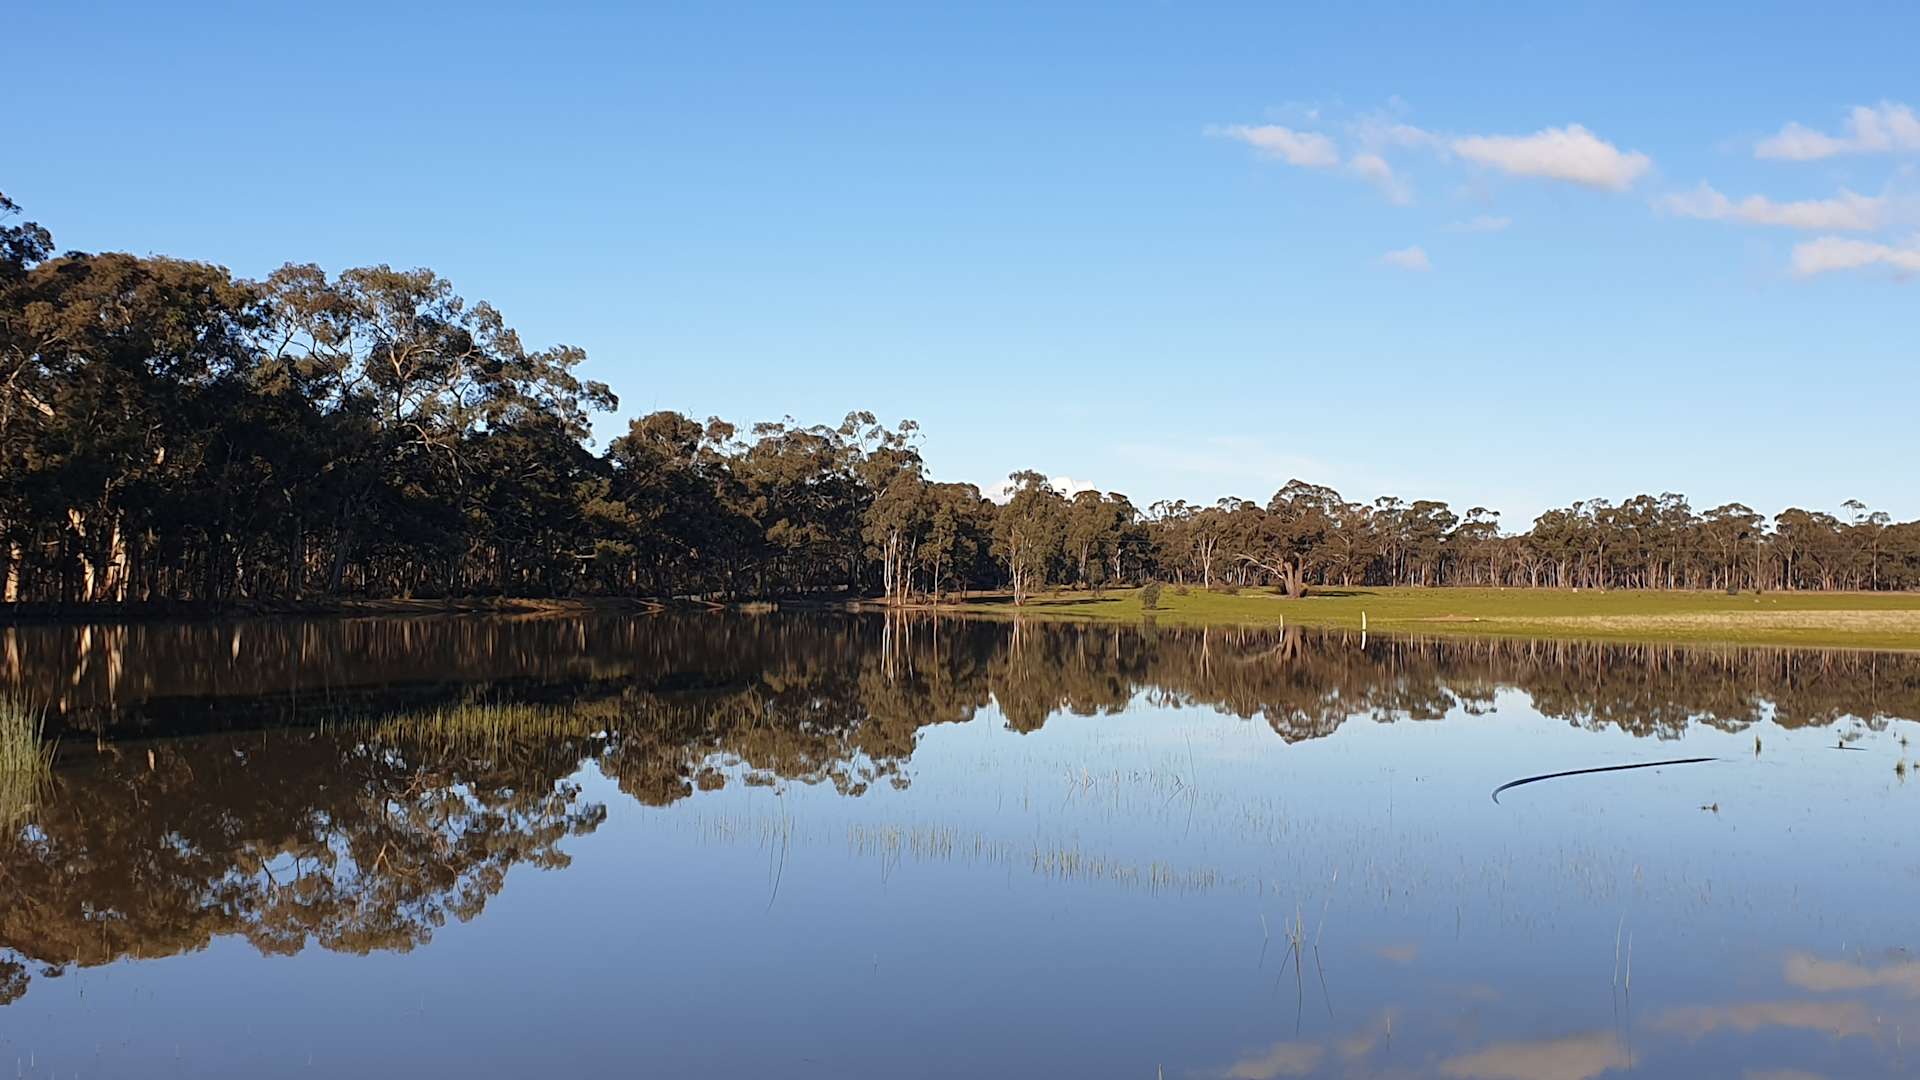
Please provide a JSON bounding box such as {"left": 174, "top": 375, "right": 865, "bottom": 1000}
{"left": 4, "top": 191, "right": 1917, "bottom": 606}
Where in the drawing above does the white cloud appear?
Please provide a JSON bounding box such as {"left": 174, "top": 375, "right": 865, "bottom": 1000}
{"left": 1451, "top": 124, "right": 1652, "bottom": 190}
{"left": 1446, "top": 214, "right": 1512, "bottom": 232}
{"left": 1659, "top": 183, "right": 1884, "bottom": 230}
{"left": 1757, "top": 101, "right": 1920, "bottom": 161}
{"left": 983, "top": 474, "right": 1098, "bottom": 504}
{"left": 1209, "top": 123, "right": 1340, "bottom": 168}
{"left": 1791, "top": 235, "right": 1920, "bottom": 277}
{"left": 1380, "top": 245, "right": 1431, "bottom": 271}
{"left": 1355, "top": 115, "right": 1443, "bottom": 151}
{"left": 1349, "top": 152, "right": 1412, "bottom": 203}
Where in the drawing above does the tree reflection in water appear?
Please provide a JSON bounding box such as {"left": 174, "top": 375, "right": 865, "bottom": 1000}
{"left": 2, "top": 612, "right": 1917, "bottom": 1006}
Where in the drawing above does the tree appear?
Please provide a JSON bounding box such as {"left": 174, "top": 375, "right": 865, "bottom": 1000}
{"left": 1703, "top": 503, "right": 1762, "bottom": 592}
{"left": 919, "top": 483, "right": 993, "bottom": 602}
{"left": 994, "top": 472, "right": 1066, "bottom": 604}
{"left": 1238, "top": 480, "right": 1343, "bottom": 598}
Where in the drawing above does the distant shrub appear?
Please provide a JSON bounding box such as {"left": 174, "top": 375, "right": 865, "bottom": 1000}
{"left": 1218, "top": 583, "right": 1240, "bottom": 595}
{"left": 1140, "top": 580, "right": 1163, "bottom": 611}
{"left": 1172, "top": 584, "right": 1190, "bottom": 596}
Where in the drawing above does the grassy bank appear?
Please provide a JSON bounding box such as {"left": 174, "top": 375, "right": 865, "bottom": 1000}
{"left": 944, "top": 586, "right": 1920, "bottom": 651}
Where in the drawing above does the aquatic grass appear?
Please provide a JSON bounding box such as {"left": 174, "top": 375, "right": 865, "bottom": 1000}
{"left": 326, "top": 699, "right": 610, "bottom": 754}
{"left": 0, "top": 692, "right": 56, "bottom": 827}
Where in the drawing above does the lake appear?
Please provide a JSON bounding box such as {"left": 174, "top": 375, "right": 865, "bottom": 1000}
{"left": 2, "top": 613, "right": 1917, "bottom": 1078}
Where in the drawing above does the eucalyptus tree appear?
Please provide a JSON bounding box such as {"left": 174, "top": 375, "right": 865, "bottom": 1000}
{"left": 1401, "top": 500, "right": 1459, "bottom": 586}
{"left": 864, "top": 471, "right": 929, "bottom": 604}
{"left": 1321, "top": 498, "right": 1378, "bottom": 587}
{"left": 1161, "top": 499, "right": 1236, "bottom": 588}
{"left": 5, "top": 250, "right": 261, "bottom": 602}
{"left": 1243, "top": 480, "right": 1343, "bottom": 597}
{"left": 1061, "top": 490, "right": 1143, "bottom": 589}
{"left": 919, "top": 482, "right": 995, "bottom": 601}
{"left": 993, "top": 471, "right": 1066, "bottom": 604}
{"left": 1842, "top": 500, "right": 1892, "bottom": 590}
{"left": 259, "top": 262, "right": 613, "bottom": 593}
{"left": 1450, "top": 507, "right": 1503, "bottom": 586}
{"left": 0, "top": 192, "right": 55, "bottom": 601}
{"left": 1703, "top": 503, "right": 1763, "bottom": 592}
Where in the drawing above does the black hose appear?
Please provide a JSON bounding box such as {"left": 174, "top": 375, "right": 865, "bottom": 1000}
{"left": 1492, "top": 757, "right": 1717, "bottom": 803}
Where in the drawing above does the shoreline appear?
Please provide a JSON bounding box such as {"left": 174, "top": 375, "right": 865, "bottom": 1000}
{"left": 7, "top": 586, "right": 1920, "bottom": 652}
{"left": 927, "top": 586, "right": 1920, "bottom": 652}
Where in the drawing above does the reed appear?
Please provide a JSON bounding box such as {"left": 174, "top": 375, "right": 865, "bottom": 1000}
{"left": 0, "top": 692, "right": 56, "bottom": 827}
{"left": 328, "top": 700, "right": 607, "bottom": 753}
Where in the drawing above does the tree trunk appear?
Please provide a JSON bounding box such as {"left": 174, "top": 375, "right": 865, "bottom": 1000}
{"left": 3, "top": 540, "right": 19, "bottom": 603}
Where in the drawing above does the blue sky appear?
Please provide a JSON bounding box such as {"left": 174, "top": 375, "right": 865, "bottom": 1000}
{"left": 9, "top": 3, "right": 1917, "bottom": 523}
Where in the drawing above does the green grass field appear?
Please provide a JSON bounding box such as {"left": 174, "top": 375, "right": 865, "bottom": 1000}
{"left": 947, "top": 586, "right": 1920, "bottom": 651}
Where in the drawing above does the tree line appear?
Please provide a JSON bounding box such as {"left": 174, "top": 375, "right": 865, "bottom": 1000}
{"left": 4, "top": 192, "right": 1915, "bottom": 606}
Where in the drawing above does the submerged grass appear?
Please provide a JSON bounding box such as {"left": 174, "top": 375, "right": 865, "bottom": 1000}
{"left": 948, "top": 586, "right": 1920, "bottom": 650}
{"left": 0, "top": 692, "right": 56, "bottom": 827}
{"left": 325, "top": 700, "right": 611, "bottom": 754}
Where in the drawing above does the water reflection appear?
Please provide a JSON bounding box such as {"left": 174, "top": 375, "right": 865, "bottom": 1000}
{"left": 0, "top": 731, "right": 603, "bottom": 1005}
{"left": 0, "top": 613, "right": 1915, "bottom": 1077}
{"left": 7, "top": 614, "right": 1917, "bottom": 743}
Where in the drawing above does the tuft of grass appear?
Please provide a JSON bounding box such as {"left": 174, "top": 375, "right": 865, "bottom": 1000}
{"left": 336, "top": 700, "right": 606, "bottom": 750}
{"left": 0, "top": 692, "right": 56, "bottom": 827}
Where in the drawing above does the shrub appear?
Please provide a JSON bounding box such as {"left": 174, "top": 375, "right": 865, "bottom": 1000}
{"left": 1218, "top": 582, "right": 1240, "bottom": 595}
{"left": 1173, "top": 584, "right": 1190, "bottom": 596}
{"left": 1140, "top": 579, "right": 1163, "bottom": 611}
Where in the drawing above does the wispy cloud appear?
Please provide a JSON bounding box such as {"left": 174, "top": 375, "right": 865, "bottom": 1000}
{"left": 1659, "top": 183, "right": 1884, "bottom": 230}
{"left": 1785, "top": 951, "right": 1920, "bottom": 996}
{"left": 1349, "top": 152, "right": 1412, "bottom": 203}
{"left": 1451, "top": 124, "right": 1652, "bottom": 190}
{"left": 1438, "top": 1031, "right": 1629, "bottom": 1080}
{"left": 1221, "top": 1041, "right": 1323, "bottom": 1079}
{"left": 1655, "top": 999, "right": 1879, "bottom": 1039}
{"left": 1381, "top": 245, "right": 1432, "bottom": 271}
{"left": 1446, "top": 214, "right": 1513, "bottom": 232}
{"left": 1213, "top": 108, "right": 1647, "bottom": 202}
{"left": 1355, "top": 114, "right": 1444, "bottom": 152}
{"left": 1791, "top": 235, "right": 1920, "bottom": 278}
{"left": 1208, "top": 123, "right": 1340, "bottom": 168}
{"left": 1757, "top": 101, "right": 1920, "bottom": 161}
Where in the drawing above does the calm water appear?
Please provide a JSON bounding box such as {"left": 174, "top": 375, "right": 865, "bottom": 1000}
{"left": 2, "top": 613, "right": 1918, "bottom": 1079}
